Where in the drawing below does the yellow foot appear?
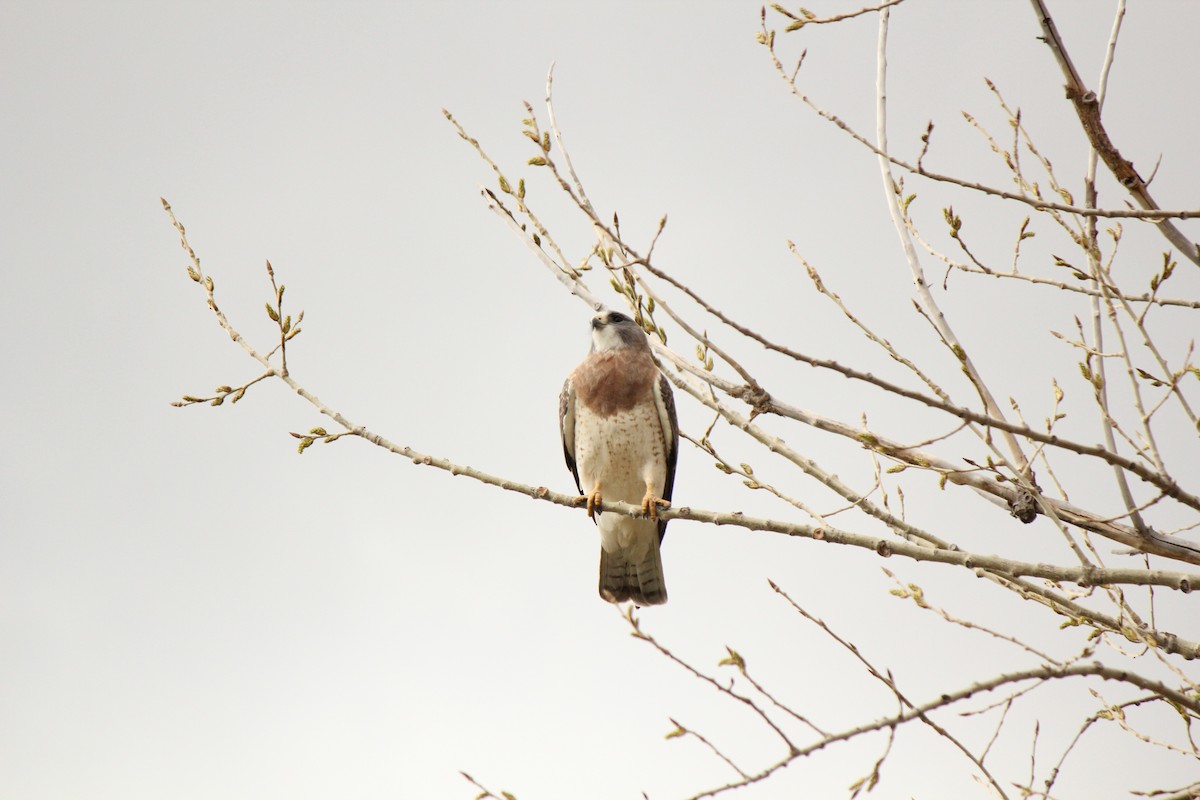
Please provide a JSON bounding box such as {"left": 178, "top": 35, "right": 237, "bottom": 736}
{"left": 641, "top": 484, "right": 670, "bottom": 521}
{"left": 577, "top": 487, "right": 603, "bottom": 519}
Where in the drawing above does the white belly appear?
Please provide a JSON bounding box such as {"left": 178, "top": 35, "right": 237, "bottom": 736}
{"left": 574, "top": 399, "right": 668, "bottom": 555}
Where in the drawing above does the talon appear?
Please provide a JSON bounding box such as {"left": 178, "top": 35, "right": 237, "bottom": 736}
{"left": 641, "top": 482, "right": 670, "bottom": 521}
{"left": 581, "top": 485, "right": 603, "bottom": 519}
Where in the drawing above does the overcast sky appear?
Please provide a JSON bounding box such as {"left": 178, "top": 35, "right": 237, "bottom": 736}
{"left": 3, "top": 2, "right": 1198, "bottom": 798}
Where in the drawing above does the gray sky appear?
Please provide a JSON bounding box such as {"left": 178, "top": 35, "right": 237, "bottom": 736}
{"left": 3, "top": 2, "right": 1198, "bottom": 798}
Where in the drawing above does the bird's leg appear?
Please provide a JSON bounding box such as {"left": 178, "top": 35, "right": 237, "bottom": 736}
{"left": 576, "top": 482, "right": 603, "bottom": 519}
{"left": 641, "top": 480, "right": 670, "bottom": 521}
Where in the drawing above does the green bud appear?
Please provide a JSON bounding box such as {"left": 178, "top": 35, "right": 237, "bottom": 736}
{"left": 527, "top": 156, "right": 547, "bottom": 167}
{"left": 717, "top": 648, "right": 745, "bottom": 669}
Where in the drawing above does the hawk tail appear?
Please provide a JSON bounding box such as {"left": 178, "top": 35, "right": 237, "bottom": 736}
{"left": 599, "top": 542, "right": 667, "bottom": 606}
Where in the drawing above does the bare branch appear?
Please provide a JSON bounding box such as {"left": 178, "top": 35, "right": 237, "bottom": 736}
{"left": 1027, "top": 0, "right": 1200, "bottom": 265}
{"left": 759, "top": 14, "right": 1200, "bottom": 223}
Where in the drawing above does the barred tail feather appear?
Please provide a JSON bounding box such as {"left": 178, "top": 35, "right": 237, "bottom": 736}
{"left": 599, "top": 542, "right": 667, "bottom": 606}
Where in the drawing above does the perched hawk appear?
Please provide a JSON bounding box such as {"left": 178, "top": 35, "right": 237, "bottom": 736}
{"left": 559, "top": 309, "right": 679, "bottom": 605}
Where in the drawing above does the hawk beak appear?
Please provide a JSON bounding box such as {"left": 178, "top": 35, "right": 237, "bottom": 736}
{"left": 591, "top": 315, "right": 604, "bottom": 329}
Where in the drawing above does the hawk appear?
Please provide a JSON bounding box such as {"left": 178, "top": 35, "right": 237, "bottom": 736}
{"left": 559, "top": 309, "right": 679, "bottom": 605}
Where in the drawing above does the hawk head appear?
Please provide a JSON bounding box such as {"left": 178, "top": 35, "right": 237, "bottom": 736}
{"left": 590, "top": 309, "right": 648, "bottom": 353}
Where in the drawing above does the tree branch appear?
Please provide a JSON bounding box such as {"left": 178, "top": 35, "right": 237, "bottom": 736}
{"left": 1027, "top": 0, "right": 1200, "bottom": 265}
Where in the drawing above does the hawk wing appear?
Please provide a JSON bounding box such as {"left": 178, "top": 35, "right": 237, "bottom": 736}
{"left": 654, "top": 372, "right": 679, "bottom": 542}
{"left": 559, "top": 377, "right": 582, "bottom": 495}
